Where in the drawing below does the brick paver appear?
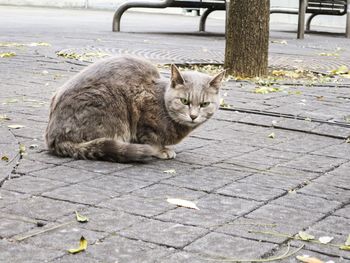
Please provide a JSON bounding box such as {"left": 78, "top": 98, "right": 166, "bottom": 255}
{"left": 0, "top": 6, "right": 349, "bottom": 262}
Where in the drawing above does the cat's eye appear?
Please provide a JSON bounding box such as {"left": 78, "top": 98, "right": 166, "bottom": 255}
{"left": 200, "top": 102, "right": 210, "bottom": 107}
{"left": 180, "top": 98, "right": 190, "bottom": 105}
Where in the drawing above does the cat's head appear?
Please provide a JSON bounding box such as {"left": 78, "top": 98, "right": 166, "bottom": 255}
{"left": 164, "top": 64, "right": 225, "bottom": 127}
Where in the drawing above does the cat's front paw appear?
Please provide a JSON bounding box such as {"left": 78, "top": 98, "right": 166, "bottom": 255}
{"left": 155, "top": 147, "right": 176, "bottom": 160}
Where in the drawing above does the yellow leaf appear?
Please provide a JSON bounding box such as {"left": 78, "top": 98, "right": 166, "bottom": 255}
{"left": 340, "top": 245, "right": 350, "bottom": 251}
{"left": 254, "top": 87, "right": 281, "bottom": 94}
{"left": 163, "top": 169, "right": 176, "bottom": 174}
{"left": 68, "top": 236, "right": 87, "bottom": 254}
{"left": 0, "top": 52, "right": 16, "bottom": 58}
{"left": 296, "top": 255, "right": 324, "bottom": 263}
{"left": 219, "top": 98, "right": 231, "bottom": 108}
{"left": 297, "top": 231, "right": 315, "bottom": 241}
{"left": 19, "top": 144, "right": 26, "bottom": 155}
{"left": 7, "top": 124, "right": 24, "bottom": 129}
{"left": 167, "top": 198, "right": 200, "bottom": 210}
{"left": 75, "top": 211, "right": 89, "bottom": 223}
{"left": 28, "top": 42, "right": 51, "bottom": 47}
{"left": 1, "top": 156, "right": 9, "bottom": 162}
{"left": 330, "top": 65, "right": 349, "bottom": 75}
{"left": 318, "top": 52, "right": 339, "bottom": 57}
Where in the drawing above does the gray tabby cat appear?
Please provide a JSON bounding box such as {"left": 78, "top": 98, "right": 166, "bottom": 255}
{"left": 45, "top": 56, "right": 225, "bottom": 162}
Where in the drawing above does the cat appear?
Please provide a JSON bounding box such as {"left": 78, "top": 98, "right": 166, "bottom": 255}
{"left": 45, "top": 55, "right": 225, "bottom": 162}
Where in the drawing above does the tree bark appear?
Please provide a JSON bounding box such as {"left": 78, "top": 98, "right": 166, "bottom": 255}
{"left": 224, "top": 0, "right": 270, "bottom": 78}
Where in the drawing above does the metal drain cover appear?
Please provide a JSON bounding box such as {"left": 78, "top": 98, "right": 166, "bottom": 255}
{"left": 58, "top": 46, "right": 350, "bottom": 73}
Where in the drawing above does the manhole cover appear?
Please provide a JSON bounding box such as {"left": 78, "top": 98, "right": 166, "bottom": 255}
{"left": 57, "top": 46, "right": 350, "bottom": 73}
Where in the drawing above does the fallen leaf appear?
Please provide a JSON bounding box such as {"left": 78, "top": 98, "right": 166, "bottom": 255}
{"left": 346, "top": 138, "right": 350, "bottom": 143}
{"left": 297, "top": 231, "right": 315, "bottom": 241}
{"left": 318, "top": 52, "right": 339, "bottom": 57}
{"left": 75, "top": 211, "right": 89, "bottom": 223}
{"left": 340, "top": 245, "right": 350, "bottom": 251}
{"left": 268, "top": 132, "right": 275, "bottom": 139}
{"left": 219, "top": 98, "right": 231, "bottom": 108}
{"left": 68, "top": 236, "right": 87, "bottom": 254}
{"left": 344, "top": 115, "right": 350, "bottom": 123}
{"left": 7, "top": 124, "right": 24, "bottom": 129}
{"left": 1, "top": 156, "right": 9, "bottom": 162}
{"left": 254, "top": 86, "right": 281, "bottom": 94}
{"left": 163, "top": 169, "right": 176, "bottom": 174}
{"left": 330, "top": 65, "right": 349, "bottom": 75}
{"left": 167, "top": 198, "right": 200, "bottom": 210}
{"left": 318, "top": 236, "right": 333, "bottom": 244}
{"left": 0, "top": 114, "right": 10, "bottom": 121}
{"left": 4, "top": 98, "right": 19, "bottom": 104}
{"left": 0, "top": 52, "right": 16, "bottom": 58}
{"left": 0, "top": 42, "right": 24, "bottom": 47}
{"left": 271, "top": 40, "right": 288, "bottom": 45}
{"left": 296, "top": 255, "right": 324, "bottom": 263}
{"left": 28, "top": 42, "right": 51, "bottom": 47}
{"left": 345, "top": 234, "right": 350, "bottom": 246}
{"left": 19, "top": 144, "right": 26, "bottom": 155}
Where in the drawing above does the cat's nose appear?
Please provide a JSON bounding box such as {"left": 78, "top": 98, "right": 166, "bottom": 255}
{"left": 190, "top": 114, "right": 198, "bottom": 120}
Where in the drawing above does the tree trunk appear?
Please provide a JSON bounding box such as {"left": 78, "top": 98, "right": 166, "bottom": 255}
{"left": 224, "top": 0, "right": 270, "bottom": 78}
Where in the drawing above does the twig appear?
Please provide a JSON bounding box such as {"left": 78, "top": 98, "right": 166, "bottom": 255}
{"left": 249, "top": 230, "right": 345, "bottom": 248}
{"left": 201, "top": 243, "right": 304, "bottom": 262}
{"left": 15, "top": 220, "right": 75, "bottom": 241}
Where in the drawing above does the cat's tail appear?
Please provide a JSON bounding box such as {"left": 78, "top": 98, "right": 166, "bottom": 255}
{"left": 49, "top": 138, "right": 157, "bottom": 162}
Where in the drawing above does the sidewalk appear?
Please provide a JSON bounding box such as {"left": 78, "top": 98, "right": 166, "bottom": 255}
{"left": 0, "top": 6, "right": 349, "bottom": 262}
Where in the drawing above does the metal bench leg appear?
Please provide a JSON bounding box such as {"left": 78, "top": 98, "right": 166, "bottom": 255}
{"left": 112, "top": 0, "right": 174, "bottom": 32}
{"left": 199, "top": 8, "right": 214, "bottom": 31}
{"left": 346, "top": 0, "right": 350, "bottom": 38}
{"left": 297, "top": 0, "right": 307, "bottom": 39}
{"left": 306, "top": 13, "right": 318, "bottom": 31}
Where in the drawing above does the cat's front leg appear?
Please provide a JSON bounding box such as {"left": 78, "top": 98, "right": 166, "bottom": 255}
{"left": 138, "top": 130, "right": 176, "bottom": 160}
{"left": 155, "top": 147, "right": 176, "bottom": 160}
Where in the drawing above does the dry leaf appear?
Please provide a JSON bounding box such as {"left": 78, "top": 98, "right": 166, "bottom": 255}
{"left": 7, "top": 124, "right": 24, "bottom": 129}
{"left": 318, "top": 236, "right": 333, "bottom": 244}
{"left": 28, "top": 42, "right": 51, "bottom": 47}
{"left": 1, "top": 156, "right": 9, "bottom": 162}
{"left": 0, "top": 52, "right": 16, "bottom": 58}
{"left": 0, "top": 114, "right": 10, "bottom": 121}
{"left": 296, "top": 255, "right": 324, "bottom": 263}
{"left": 219, "top": 98, "right": 231, "bottom": 108}
{"left": 340, "top": 245, "right": 350, "bottom": 251}
{"left": 163, "top": 169, "right": 176, "bottom": 174}
{"left": 68, "top": 236, "right": 87, "bottom": 254}
{"left": 330, "top": 65, "right": 349, "bottom": 75}
{"left": 345, "top": 234, "right": 350, "bottom": 246}
{"left": 167, "top": 198, "right": 199, "bottom": 210}
{"left": 75, "top": 211, "right": 89, "bottom": 223}
{"left": 297, "top": 231, "right": 315, "bottom": 241}
{"left": 19, "top": 144, "right": 26, "bottom": 155}
{"left": 268, "top": 132, "right": 275, "bottom": 139}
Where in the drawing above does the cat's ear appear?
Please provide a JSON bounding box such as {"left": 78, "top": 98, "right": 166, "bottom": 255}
{"left": 209, "top": 70, "right": 226, "bottom": 93}
{"left": 171, "top": 64, "right": 185, "bottom": 87}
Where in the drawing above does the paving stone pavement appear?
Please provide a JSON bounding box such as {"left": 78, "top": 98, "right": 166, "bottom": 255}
{"left": 0, "top": 6, "right": 350, "bottom": 263}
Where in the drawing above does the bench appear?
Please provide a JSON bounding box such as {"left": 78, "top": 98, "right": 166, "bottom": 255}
{"left": 112, "top": 0, "right": 226, "bottom": 32}
{"left": 271, "top": 0, "right": 350, "bottom": 39}
{"left": 113, "top": 0, "right": 350, "bottom": 39}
